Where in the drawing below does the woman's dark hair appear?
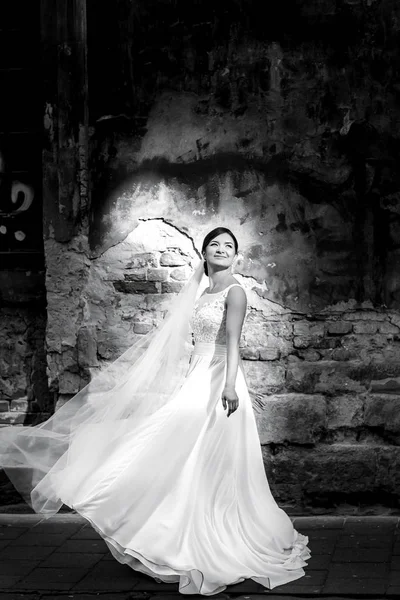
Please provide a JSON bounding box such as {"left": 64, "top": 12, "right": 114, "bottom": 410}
{"left": 201, "top": 227, "right": 239, "bottom": 276}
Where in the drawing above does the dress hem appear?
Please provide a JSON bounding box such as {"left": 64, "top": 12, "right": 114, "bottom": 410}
{"left": 73, "top": 508, "right": 311, "bottom": 596}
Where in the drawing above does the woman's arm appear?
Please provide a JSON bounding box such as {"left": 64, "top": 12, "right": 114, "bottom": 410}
{"left": 222, "top": 286, "right": 247, "bottom": 417}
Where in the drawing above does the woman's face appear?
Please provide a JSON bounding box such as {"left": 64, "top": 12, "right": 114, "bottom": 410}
{"left": 203, "top": 232, "right": 237, "bottom": 271}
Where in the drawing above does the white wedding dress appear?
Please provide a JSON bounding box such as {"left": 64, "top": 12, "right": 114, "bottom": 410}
{"left": 59, "top": 283, "right": 310, "bottom": 595}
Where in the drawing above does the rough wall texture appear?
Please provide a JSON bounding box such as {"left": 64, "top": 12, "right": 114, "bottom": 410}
{"left": 0, "top": 0, "right": 49, "bottom": 506}
{"left": 36, "top": 0, "right": 400, "bottom": 512}
{"left": 0, "top": 305, "right": 50, "bottom": 422}
{"left": 0, "top": 289, "right": 51, "bottom": 506}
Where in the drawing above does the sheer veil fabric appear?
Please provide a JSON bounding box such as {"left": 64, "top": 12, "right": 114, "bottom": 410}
{"left": 0, "top": 260, "right": 205, "bottom": 516}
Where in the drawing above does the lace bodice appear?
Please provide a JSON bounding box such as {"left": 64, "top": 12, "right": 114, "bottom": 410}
{"left": 192, "top": 283, "right": 244, "bottom": 345}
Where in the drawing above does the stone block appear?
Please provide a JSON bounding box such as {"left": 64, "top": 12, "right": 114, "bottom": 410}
{"left": 0, "top": 401, "right": 9, "bottom": 411}
{"left": 298, "top": 349, "right": 321, "bottom": 361}
{"left": 244, "top": 321, "right": 292, "bottom": 342}
{"left": 58, "top": 371, "right": 83, "bottom": 395}
{"left": 259, "top": 348, "right": 280, "bottom": 361}
{"left": 326, "top": 395, "right": 364, "bottom": 429}
{"left": 286, "top": 360, "right": 368, "bottom": 394}
{"left": 77, "top": 327, "right": 98, "bottom": 368}
{"left": 378, "top": 322, "right": 400, "bottom": 334}
{"left": 293, "top": 336, "right": 311, "bottom": 349}
{"left": 312, "top": 337, "right": 343, "bottom": 350}
{"left": 160, "top": 251, "right": 187, "bottom": 267}
{"left": 113, "top": 281, "right": 159, "bottom": 294}
{"left": 0, "top": 375, "right": 26, "bottom": 398}
{"left": 243, "top": 361, "right": 285, "bottom": 393}
{"left": 123, "top": 270, "right": 147, "bottom": 281}
{"left": 147, "top": 268, "right": 169, "bottom": 282}
{"left": 364, "top": 395, "right": 400, "bottom": 434}
{"left": 344, "top": 311, "right": 386, "bottom": 322}
{"left": 170, "top": 267, "right": 189, "bottom": 281}
{"left": 133, "top": 322, "right": 153, "bottom": 335}
{"left": 340, "top": 333, "right": 395, "bottom": 363}
{"left": 353, "top": 322, "right": 379, "bottom": 334}
{"left": 375, "top": 447, "right": 400, "bottom": 490}
{"left": 241, "top": 348, "right": 260, "bottom": 360}
{"left": 263, "top": 444, "right": 378, "bottom": 491}
{"left": 243, "top": 323, "right": 293, "bottom": 358}
{"left": 0, "top": 412, "right": 28, "bottom": 425}
{"left": 370, "top": 377, "right": 400, "bottom": 394}
{"left": 331, "top": 348, "right": 355, "bottom": 361}
{"left": 327, "top": 322, "right": 353, "bottom": 335}
{"left": 293, "top": 321, "right": 325, "bottom": 337}
{"left": 161, "top": 281, "right": 185, "bottom": 293}
{"left": 255, "top": 393, "right": 326, "bottom": 444}
{"left": 10, "top": 399, "right": 29, "bottom": 412}
{"left": 96, "top": 323, "right": 135, "bottom": 360}
{"left": 126, "top": 252, "right": 159, "bottom": 268}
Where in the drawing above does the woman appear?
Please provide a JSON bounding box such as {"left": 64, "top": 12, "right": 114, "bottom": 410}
{"left": 0, "top": 226, "right": 310, "bottom": 595}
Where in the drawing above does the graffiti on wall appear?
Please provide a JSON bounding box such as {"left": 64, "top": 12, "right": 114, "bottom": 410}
{"left": 0, "top": 149, "right": 42, "bottom": 266}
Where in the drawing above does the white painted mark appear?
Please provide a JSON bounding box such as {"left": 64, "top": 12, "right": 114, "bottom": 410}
{"left": 15, "top": 230, "right": 26, "bottom": 241}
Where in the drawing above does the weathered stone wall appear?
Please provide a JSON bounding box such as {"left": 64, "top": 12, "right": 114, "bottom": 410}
{"left": 0, "top": 303, "right": 51, "bottom": 506}
{"left": 43, "top": 211, "right": 400, "bottom": 515}
{"left": 0, "top": 0, "right": 50, "bottom": 506}
{"left": 23, "top": 0, "right": 400, "bottom": 513}
{"left": 0, "top": 305, "right": 50, "bottom": 423}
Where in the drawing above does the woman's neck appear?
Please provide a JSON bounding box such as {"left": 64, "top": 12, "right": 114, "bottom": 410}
{"left": 208, "top": 269, "right": 234, "bottom": 291}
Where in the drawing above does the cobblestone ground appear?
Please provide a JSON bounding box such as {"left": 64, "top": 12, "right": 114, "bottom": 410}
{"left": 0, "top": 515, "right": 398, "bottom": 599}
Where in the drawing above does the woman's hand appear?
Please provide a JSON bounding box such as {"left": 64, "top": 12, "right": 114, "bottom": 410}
{"left": 222, "top": 386, "right": 239, "bottom": 417}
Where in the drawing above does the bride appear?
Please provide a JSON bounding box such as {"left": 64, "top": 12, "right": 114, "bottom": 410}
{"left": 0, "top": 226, "right": 310, "bottom": 596}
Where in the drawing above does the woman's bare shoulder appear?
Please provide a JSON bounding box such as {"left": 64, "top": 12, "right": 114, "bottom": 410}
{"left": 226, "top": 283, "right": 247, "bottom": 305}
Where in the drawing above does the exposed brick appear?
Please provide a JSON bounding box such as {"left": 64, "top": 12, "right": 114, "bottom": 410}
{"left": 327, "top": 322, "right": 353, "bottom": 335}
{"left": 161, "top": 281, "right": 185, "bottom": 293}
{"left": 147, "top": 268, "right": 169, "bottom": 282}
{"left": 126, "top": 252, "right": 159, "bottom": 268}
{"left": 113, "top": 281, "right": 159, "bottom": 294}
{"left": 344, "top": 311, "right": 386, "bottom": 322}
{"left": 353, "top": 322, "right": 379, "bottom": 334}
{"left": 293, "top": 321, "right": 325, "bottom": 337}
{"left": 160, "top": 251, "right": 187, "bottom": 267}
{"left": 0, "top": 412, "right": 29, "bottom": 425}
{"left": 10, "top": 399, "right": 29, "bottom": 412}
{"left": 123, "top": 270, "right": 147, "bottom": 281}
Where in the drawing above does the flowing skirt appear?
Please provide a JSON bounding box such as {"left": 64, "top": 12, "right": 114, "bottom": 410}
{"left": 55, "top": 341, "right": 310, "bottom": 595}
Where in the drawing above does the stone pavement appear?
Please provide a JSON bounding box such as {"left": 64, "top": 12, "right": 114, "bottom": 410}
{"left": 0, "top": 514, "right": 398, "bottom": 600}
